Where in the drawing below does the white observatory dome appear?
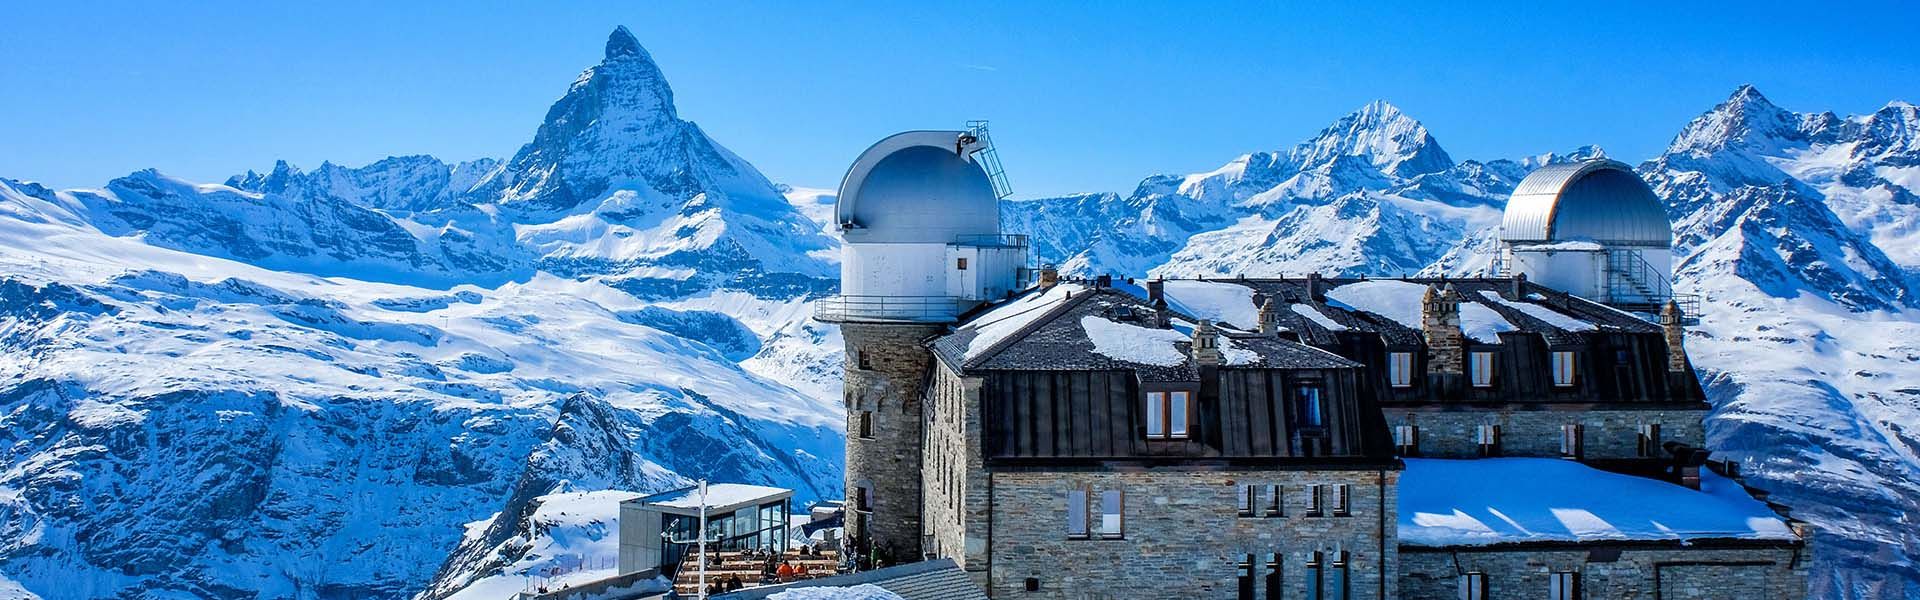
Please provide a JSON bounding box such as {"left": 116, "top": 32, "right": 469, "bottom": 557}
{"left": 835, "top": 131, "right": 1001, "bottom": 244}
{"left": 1500, "top": 159, "right": 1672, "bottom": 248}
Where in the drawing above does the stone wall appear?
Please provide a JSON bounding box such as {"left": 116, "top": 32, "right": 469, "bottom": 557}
{"left": 842, "top": 322, "right": 944, "bottom": 563}
{"left": 1401, "top": 544, "right": 1808, "bottom": 600}
{"left": 984, "top": 468, "right": 1399, "bottom": 600}
{"left": 923, "top": 361, "right": 992, "bottom": 586}
{"left": 1384, "top": 407, "right": 1705, "bottom": 460}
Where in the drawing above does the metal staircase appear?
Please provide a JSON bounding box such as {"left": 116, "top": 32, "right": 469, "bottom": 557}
{"left": 965, "top": 120, "right": 1013, "bottom": 200}
{"left": 1604, "top": 249, "right": 1699, "bottom": 322}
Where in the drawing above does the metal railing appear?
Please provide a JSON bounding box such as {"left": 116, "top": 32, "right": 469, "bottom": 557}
{"left": 953, "top": 233, "right": 1029, "bottom": 248}
{"left": 966, "top": 120, "right": 1013, "bottom": 200}
{"left": 814, "top": 295, "right": 972, "bottom": 323}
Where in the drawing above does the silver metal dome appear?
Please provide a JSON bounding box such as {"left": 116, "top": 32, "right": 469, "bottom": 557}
{"left": 1500, "top": 159, "right": 1672, "bottom": 248}
{"left": 835, "top": 131, "right": 1000, "bottom": 244}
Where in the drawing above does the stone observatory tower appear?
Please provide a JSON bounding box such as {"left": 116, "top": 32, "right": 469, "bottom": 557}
{"left": 815, "top": 124, "right": 1022, "bottom": 565}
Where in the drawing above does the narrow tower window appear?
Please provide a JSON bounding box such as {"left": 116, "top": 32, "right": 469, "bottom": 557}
{"left": 1100, "top": 490, "right": 1124, "bottom": 538}
{"left": 858, "top": 411, "right": 874, "bottom": 439}
{"left": 1066, "top": 488, "right": 1088, "bottom": 539}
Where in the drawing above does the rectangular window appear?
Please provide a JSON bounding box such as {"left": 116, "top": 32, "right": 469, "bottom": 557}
{"left": 1238, "top": 554, "right": 1256, "bottom": 600}
{"left": 1238, "top": 484, "right": 1256, "bottom": 517}
{"left": 1561, "top": 424, "right": 1584, "bottom": 459}
{"left": 1552, "top": 351, "right": 1576, "bottom": 387}
{"left": 1331, "top": 484, "right": 1351, "bottom": 516}
{"left": 1145, "top": 392, "right": 1165, "bottom": 438}
{"left": 857, "top": 351, "right": 870, "bottom": 370}
{"left": 1638, "top": 423, "right": 1662, "bottom": 458}
{"left": 1265, "top": 553, "right": 1283, "bottom": 600}
{"left": 1470, "top": 352, "right": 1496, "bottom": 387}
{"left": 1477, "top": 424, "right": 1502, "bottom": 457}
{"left": 1459, "top": 572, "right": 1486, "bottom": 600}
{"left": 1145, "top": 391, "right": 1190, "bottom": 440}
{"left": 1331, "top": 551, "right": 1349, "bottom": 600}
{"left": 956, "top": 257, "right": 968, "bottom": 270}
{"left": 1549, "top": 571, "right": 1579, "bottom": 600}
{"left": 1389, "top": 352, "right": 1414, "bottom": 387}
{"left": 1066, "top": 488, "right": 1088, "bottom": 539}
{"left": 1394, "top": 424, "right": 1420, "bottom": 456}
{"left": 858, "top": 411, "right": 874, "bottom": 439}
{"left": 1263, "top": 484, "right": 1282, "bottom": 517}
{"left": 1100, "top": 490, "right": 1124, "bottom": 538}
{"left": 1170, "top": 391, "right": 1190, "bottom": 438}
{"left": 1306, "top": 484, "right": 1324, "bottom": 517}
{"left": 1306, "top": 552, "right": 1325, "bottom": 600}
{"left": 1296, "top": 385, "right": 1325, "bottom": 429}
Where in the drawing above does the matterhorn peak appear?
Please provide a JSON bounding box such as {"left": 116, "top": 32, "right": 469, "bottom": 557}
{"left": 604, "top": 25, "right": 649, "bottom": 61}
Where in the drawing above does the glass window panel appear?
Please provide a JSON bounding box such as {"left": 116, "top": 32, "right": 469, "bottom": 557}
{"left": 1389, "top": 352, "right": 1412, "bottom": 387}
{"left": 1145, "top": 392, "right": 1165, "bottom": 438}
{"left": 1066, "top": 489, "right": 1087, "bottom": 537}
{"left": 1169, "top": 391, "right": 1189, "bottom": 437}
{"left": 1100, "top": 490, "right": 1123, "bottom": 537}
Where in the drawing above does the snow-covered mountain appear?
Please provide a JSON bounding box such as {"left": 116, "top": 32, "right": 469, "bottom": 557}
{"left": 0, "top": 27, "right": 845, "bottom": 600}
{"left": 1005, "top": 101, "right": 1603, "bottom": 279}
{"left": 1004, "top": 88, "right": 1920, "bottom": 598}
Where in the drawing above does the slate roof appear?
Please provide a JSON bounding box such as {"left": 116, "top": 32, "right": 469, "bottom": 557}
{"left": 1228, "top": 277, "right": 1660, "bottom": 348}
{"left": 930, "top": 277, "right": 1662, "bottom": 376}
{"left": 930, "top": 285, "right": 1360, "bottom": 379}
{"left": 712, "top": 558, "right": 987, "bottom": 600}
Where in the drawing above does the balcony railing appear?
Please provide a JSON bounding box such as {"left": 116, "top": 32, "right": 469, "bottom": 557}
{"left": 814, "top": 295, "right": 972, "bottom": 323}
{"left": 953, "top": 233, "right": 1029, "bottom": 248}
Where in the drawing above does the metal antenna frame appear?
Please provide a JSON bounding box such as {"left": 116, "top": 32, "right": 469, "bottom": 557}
{"left": 661, "top": 480, "right": 723, "bottom": 600}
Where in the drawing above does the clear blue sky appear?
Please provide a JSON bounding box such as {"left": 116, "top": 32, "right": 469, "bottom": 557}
{"left": 4, "top": 1, "right": 1918, "bottom": 198}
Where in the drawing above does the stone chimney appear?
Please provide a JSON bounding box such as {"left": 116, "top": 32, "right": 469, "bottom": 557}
{"left": 1146, "top": 278, "right": 1165, "bottom": 304}
{"left": 1661, "top": 300, "right": 1687, "bottom": 373}
{"left": 1095, "top": 274, "right": 1112, "bottom": 288}
{"left": 1421, "top": 284, "right": 1465, "bottom": 374}
{"left": 1038, "top": 265, "right": 1059, "bottom": 288}
{"left": 1509, "top": 272, "right": 1528, "bottom": 300}
{"left": 1257, "top": 298, "right": 1282, "bottom": 336}
{"left": 1191, "top": 319, "right": 1222, "bottom": 366}
{"left": 1306, "top": 272, "right": 1324, "bottom": 301}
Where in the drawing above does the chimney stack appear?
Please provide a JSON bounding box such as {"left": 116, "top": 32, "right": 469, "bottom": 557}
{"left": 1146, "top": 278, "right": 1165, "bottom": 304}
{"left": 1095, "top": 274, "right": 1112, "bottom": 288}
{"left": 1191, "top": 319, "right": 1222, "bottom": 366}
{"left": 1306, "top": 272, "right": 1324, "bottom": 301}
{"left": 1038, "top": 265, "right": 1059, "bottom": 288}
{"left": 1422, "top": 284, "right": 1465, "bottom": 375}
{"left": 1661, "top": 300, "right": 1687, "bottom": 373}
{"left": 1509, "top": 272, "right": 1528, "bottom": 300}
{"left": 1258, "top": 298, "right": 1282, "bottom": 336}
{"left": 1153, "top": 297, "right": 1171, "bottom": 329}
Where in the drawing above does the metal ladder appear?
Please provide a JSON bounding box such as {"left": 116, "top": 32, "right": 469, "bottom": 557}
{"left": 966, "top": 120, "right": 1013, "bottom": 200}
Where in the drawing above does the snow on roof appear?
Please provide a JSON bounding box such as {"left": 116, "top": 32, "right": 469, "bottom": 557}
{"left": 1289, "top": 303, "right": 1348, "bottom": 331}
{"left": 1218, "top": 336, "right": 1261, "bottom": 366}
{"left": 1458, "top": 302, "right": 1516, "bottom": 343}
{"left": 1511, "top": 240, "right": 1606, "bottom": 252}
{"left": 1323, "top": 279, "right": 1513, "bottom": 343}
{"left": 1161, "top": 280, "right": 1260, "bottom": 329}
{"left": 1399, "top": 458, "right": 1796, "bottom": 547}
{"left": 1478, "top": 291, "right": 1595, "bottom": 332}
{"left": 1082, "top": 315, "right": 1189, "bottom": 367}
{"left": 961, "top": 284, "right": 1086, "bottom": 361}
{"left": 768, "top": 584, "right": 906, "bottom": 600}
{"left": 640, "top": 483, "right": 791, "bottom": 511}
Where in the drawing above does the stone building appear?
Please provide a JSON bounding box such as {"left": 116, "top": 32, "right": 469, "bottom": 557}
{"left": 817, "top": 129, "right": 1811, "bottom": 599}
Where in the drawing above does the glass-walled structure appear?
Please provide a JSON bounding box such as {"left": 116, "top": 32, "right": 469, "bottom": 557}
{"left": 618, "top": 483, "right": 795, "bottom": 574}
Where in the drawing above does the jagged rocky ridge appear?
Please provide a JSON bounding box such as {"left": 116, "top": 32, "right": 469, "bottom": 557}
{"left": 1005, "top": 88, "right": 1920, "bottom": 599}
{"left": 0, "top": 27, "right": 844, "bottom": 600}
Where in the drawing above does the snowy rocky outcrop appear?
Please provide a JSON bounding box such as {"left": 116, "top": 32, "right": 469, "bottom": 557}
{"left": 0, "top": 27, "right": 844, "bottom": 600}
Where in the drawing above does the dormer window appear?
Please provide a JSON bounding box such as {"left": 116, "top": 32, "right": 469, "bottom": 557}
{"left": 1470, "top": 352, "right": 1496, "bottom": 388}
{"left": 1388, "top": 352, "right": 1414, "bottom": 388}
{"left": 1145, "top": 391, "right": 1191, "bottom": 440}
{"left": 1552, "top": 351, "right": 1576, "bottom": 387}
{"left": 1294, "top": 384, "right": 1326, "bottom": 429}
